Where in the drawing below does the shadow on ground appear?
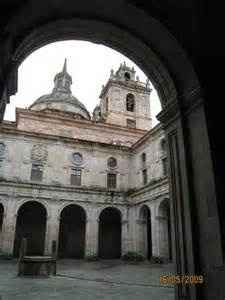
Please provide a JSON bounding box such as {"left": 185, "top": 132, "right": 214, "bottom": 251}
{"left": 0, "top": 259, "right": 174, "bottom": 300}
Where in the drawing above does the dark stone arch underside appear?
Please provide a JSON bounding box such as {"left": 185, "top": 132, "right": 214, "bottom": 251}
{"left": 58, "top": 205, "right": 86, "bottom": 258}
{"left": 98, "top": 207, "right": 121, "bottom": 259}
{"left": 13, "top": 201, "right": 47, "bottom": 257}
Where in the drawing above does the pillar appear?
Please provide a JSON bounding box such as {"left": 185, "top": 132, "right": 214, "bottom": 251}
{"left": 158, "top": 90, "right": 224, "bottom": 299}
{"left": 151, "top": 206, "right": 158, "bottom": 257}
{"left": 1, "top": 209, "right": 17, "bottom": 255}
{"left": 45, "top": 214, "right": 60, "bottom": 256}
{"left": 85, "top": 217, "right": 98, "bottom": 258}
{"left": 121, "top": 218, "right": 129, "bottom": 256}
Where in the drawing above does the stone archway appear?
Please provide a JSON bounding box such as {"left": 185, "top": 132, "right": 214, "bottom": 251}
{"left": 1, "top": 8, "right": 221, "bottom": 298}
{"left": 139, "top": 205, "right": 152, "bottom": 259}
{"left": 13, "top": 201, "right": 47, "bottom": 257}
{"left": 158, "top": 199, "right": 172, "bottom": 261}
{"left": 58, "top": 204, "right": 86, "bottom": 258}
{"left": 98, "top": 207, "right": 121, "bottom": 259}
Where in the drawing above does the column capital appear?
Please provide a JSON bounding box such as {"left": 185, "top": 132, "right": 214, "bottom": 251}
{"left": 157, "top": 86, "right": 203, "bottom": 128}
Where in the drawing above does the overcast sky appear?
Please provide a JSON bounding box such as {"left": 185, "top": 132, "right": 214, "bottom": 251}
{"left": 4, "top": 41, "right": 161, "bottom": 126}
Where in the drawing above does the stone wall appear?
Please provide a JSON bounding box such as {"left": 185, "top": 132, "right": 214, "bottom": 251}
{"left": 0, "top": 115, "right": 170, "bottom": 260}
{"left": 0, "top": 133, "right": 131, "bottom": 191}
{"left": 16, "top": 109, "right": 145, "bottom": 147}
{"left": 129, "top": 124, "right": 166, "bottom": 189}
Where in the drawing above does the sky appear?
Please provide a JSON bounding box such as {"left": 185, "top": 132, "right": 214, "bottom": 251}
{"left": 4, "top": 41, "right": 161, "bottom": 126}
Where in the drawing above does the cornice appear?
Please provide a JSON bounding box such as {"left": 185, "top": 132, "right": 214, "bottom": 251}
{"left": 16, "top": 108, "right": 146, "bottom": 136}
{"left": 0, "top": 125, "right": 131, "bottom": 152}
{"left": 100, "top": 79, "right": 151, "bottom": 99}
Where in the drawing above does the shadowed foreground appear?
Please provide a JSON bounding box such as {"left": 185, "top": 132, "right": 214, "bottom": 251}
{"left": 0, "top": 259, "right": 174, "bottom": 300}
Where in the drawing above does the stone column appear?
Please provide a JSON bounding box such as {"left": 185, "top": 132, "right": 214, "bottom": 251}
{"left": 0, "top": 211, "right": 5, "bottom": 250}
{"left": 135, "top": 219, "right": 146, "bottom": 257}
{"left": 157, "top": 215, "right": 169, "bottom": 258}
{"left": 121, "top": 218, "right": 129, "bottom": 256}
{"left": 1, "top": 210, "right": 17, "bottom": 255}
{"left": 44, "top": 214, "right": 60, "bottom": 256}
{"left": 85, "top": 217, "right": 98, "bottom": 258}
{"left": 127, "top": 207, "right": 136, "bottom": 253}
{"left": 151, "top": 207, "right": 158, "bottom": 257}
{"left": 158, "top": 91, "right": 225, "bottom": 299}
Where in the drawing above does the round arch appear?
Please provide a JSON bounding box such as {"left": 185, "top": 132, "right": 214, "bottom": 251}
{"left": 57, "top": 202, "right": 87, "bottom": 220}
{"left": 1, "top": 8, "right": 206, "bottom": 298}
{"left": 13, "top": 201, "right": 47, "bottom": 257}
{"left": 15, "top": 199, "right": 50, "bottom": 218}
{"left": 5, "top": 14, "right": 201, "bottom": 109}
{"left": 5, "top": 17, "right": 195, "bottom": 110}
{"left": 96, "top": 205, "right": 123, "bottom": 220}
{"left": 58, "top": 204, "right": 86, "bottom": 258}
{"left": 98, "top": 206, "right": 121, "bottom": 259}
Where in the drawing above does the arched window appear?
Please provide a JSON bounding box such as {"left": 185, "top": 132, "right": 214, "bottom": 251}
{"left": 124, "top": 72, "right": 131, "bottom": 80}
{"left": 126, "top": 93, "right": 135, "bottom": 112}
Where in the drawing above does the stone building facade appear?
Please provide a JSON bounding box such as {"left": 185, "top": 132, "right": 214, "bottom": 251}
{"left": 0, "top": 60, "right": 171, "bottom": 261}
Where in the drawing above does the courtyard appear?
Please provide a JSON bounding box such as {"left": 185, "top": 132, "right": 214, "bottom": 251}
{"left": 0, "top": 259, "right": 174, "bottom": 299}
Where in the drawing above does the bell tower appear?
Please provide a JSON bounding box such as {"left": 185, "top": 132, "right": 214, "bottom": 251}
{"left": 98, "top": 62, "right": 152, "bottom": 130}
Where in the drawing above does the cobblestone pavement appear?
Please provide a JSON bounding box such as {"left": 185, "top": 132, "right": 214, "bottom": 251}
{"left": 0, "top": 259, "right": 174, "bottom": 300}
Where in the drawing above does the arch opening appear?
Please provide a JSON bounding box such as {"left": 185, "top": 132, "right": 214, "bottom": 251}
{"left": 98, "top": 207, "right": 121, "bottom": 259}
{"left": 139, "top": 205, "right": 152, "bottom": 259}
{"left": 9, "top": 18, "right": 182, "bottom": 113}
{"left": 158, "top": 199, "right": 172, "bottom": 261}
{"left": 58, "top": 204, "right": 86, "bottom": 258}
{"left": 13, "top": 201, "right": 47, "bottom": 257}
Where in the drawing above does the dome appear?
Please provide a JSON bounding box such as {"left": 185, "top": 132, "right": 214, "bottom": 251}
{"left": 29, "top": 59, "right": 91, "bottom": 120}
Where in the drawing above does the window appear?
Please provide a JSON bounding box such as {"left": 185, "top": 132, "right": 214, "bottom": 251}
{"left": 30, "top": 164, "right": 43, "bottom": 181}
{"left": 126, "top": 93, "right": 135, "bottom": 112}
{"left": 162, "top": 158, "right": 168, "bottom": 176}
{"left": 141, "top": 152, "right": 146, "bottom": 167}
{"left": 127, "top": 119, "right": 136, "bottom": 128}
{"left": 106, "top": 97, "right": 109, "bottom": 112}
{"left": 107, "top": 173, "right": 117, "bottom": 188}
{"left": 71, "top": 169, "right": 82, "bottom": 186}
{"left": 108, "top": 157, "right": 117, "bottom": 169}
{"left": 142, "top": 169, "right": 148, "bottom": 185}
{"left": 124, "top": 72, "right": 131, "bottom": 80}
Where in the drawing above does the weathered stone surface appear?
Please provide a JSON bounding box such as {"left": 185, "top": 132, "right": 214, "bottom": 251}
{"left": 0, "top": 63, "right": 170, "bottom": 262}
